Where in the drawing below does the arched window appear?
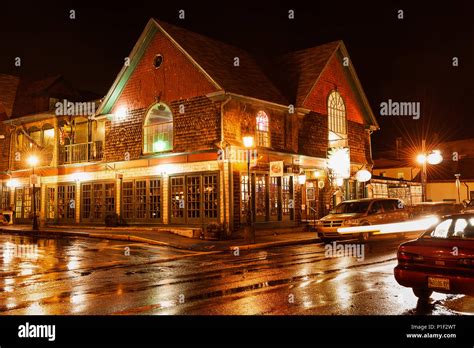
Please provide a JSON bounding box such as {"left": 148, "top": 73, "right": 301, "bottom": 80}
{"left": 328, "top": 91, "right": 347, "bottom": 141}
{"left": 143, "top": 103, "right": 173, "bottom": 154}
{"left": 256, "top": 110, "right": 270, "bottom": 147}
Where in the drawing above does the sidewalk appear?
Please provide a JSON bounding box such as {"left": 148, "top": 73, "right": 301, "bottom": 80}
{"left": 0, "top": 224, "right": 320, "bottom": 252}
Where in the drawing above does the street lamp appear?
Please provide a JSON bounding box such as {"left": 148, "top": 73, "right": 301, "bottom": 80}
{"left": 417, "top": 140, "right": 443, "bottom": 202}
{"left": 243, "top": 135, "right": 254, "bottom": 243}
{"left": 27, "top": 155, "right": 39, "bottom": 231}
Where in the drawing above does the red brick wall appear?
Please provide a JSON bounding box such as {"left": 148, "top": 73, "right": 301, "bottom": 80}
{"left": 112, "top": 29, "right": 219, "bottom": 113}
{"left": 303, "top": 52, "right": 365, "bottom": 124}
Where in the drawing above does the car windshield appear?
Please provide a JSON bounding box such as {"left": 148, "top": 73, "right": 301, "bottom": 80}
{"left": 333, "top": 201, "right": 370, "bottom": 214}
{"left": 423, "top": 217, "right": 474, "bottom": 239}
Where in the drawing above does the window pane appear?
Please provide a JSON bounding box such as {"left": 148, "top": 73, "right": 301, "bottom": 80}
{"left": 241, "top": 174, "right": 249, "bottom": 218}
{"left": 256, "top": 111, "right": 270, "bottom": 147}
{"left": 187, "top": 176, "right": 201, "bottom": 219}
{"left": 255, "top": 175, "right": 266, "bottom": 218}
{"left": 203, "top": 174, "right": 218, "bottom": 219}
{"left": 328, "top": 91, "right": 346, "bottom": 136}
{"left": 171, "top": 177, "right": 185, "bottom": 219}
{"left": 122, "top": 182, "right": 134, "bottom": 219}
{"left": 144, "top": 103, "right": 173, "bottom": 153}
{"left": 149, "top": 179, "right": 161, "bottom": 219}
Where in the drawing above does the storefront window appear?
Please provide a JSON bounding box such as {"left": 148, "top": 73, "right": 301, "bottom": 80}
{"left": 170, "top": 173, "right": 219, "bottom": 224}
{"left": 58, "top": 184, "right": 76, "bottom": 221}
{"left": 255, "top": 174, "right": 267, "bottom": 221}
{"left": 81, "top": 182, "right": 115, "bottom": 222}
{"left": 122, "top": 179, "right": 162, "bottom": 222}
{"left": 282, "top": 176, "right": 292, "bottom": 216}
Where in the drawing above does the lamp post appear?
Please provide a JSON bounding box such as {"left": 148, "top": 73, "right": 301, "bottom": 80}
{"left": 243, "top": 135, "right": 254, "bottom": 243}
{"left": 416, "top": 139, "right": 443, "bottom": 202}
{"left": 27, "top": 155, "right": 39, "bottom": 231}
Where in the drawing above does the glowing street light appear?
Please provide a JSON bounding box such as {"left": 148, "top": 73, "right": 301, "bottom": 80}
{"left": 427, "top": 150, "right": 443, "bottom": 165}
{"left": 418, "top": 140, "right": 443, "bottom": 202}
{"left": 243, "top": 135, "right": 254, "bottom": 243}
{"left": 243, "top": 136, "right": 254, "bottom": 148}
{"left": 27, "top": 155, "right": 39, "bottom": 167}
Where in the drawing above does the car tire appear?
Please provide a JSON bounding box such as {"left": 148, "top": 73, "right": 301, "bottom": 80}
{"left": 358, "top": 222, "right": 371, "bottom": 242}
{"left": 320, "top": 237, "right": 332, "bottom": 244}
{"left": 412, "top": 288, "right": 433, "bottom": 300}
{"left": 358, "top": 232, "right": 370, "bottom": 243}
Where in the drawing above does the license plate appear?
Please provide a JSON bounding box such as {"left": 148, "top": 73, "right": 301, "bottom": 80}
{"left": 428, "top": 277, "right": 450, "bottom": 290}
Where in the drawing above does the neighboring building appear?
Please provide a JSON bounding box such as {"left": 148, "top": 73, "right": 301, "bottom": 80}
{"left": 0, "top": 19, "right": 378, "bottom": 235}
{"left": 373, "top": 138, "right": 474, "bottom": 203}
{"left": 0, "top": 73, "right": 100, "bottom": 223}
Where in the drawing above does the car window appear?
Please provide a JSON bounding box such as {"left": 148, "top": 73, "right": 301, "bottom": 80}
{"left": 369, "top": 201, "right": 383, "bottom": 214}
{"left": 333, "top": 201, "right": 370, "bottom": 214}
{"left": 380, "top": 200, "right": 395, "bottom": 212}
{"left": 425, "top": 217, "right": 474, "bottom": 239}
{"left": 431, "top": 219, "right": 452, "bottom": 238}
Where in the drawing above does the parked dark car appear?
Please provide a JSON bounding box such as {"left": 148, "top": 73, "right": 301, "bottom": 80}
{"left": 394, "top": 213, "right": 474, "bottom": 300}
{"left": 410, "top": 201, "right": 463, "bottom": 219}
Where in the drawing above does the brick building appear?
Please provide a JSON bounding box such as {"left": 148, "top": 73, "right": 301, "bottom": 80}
{"left": 0, "top": 19, "right": 378, "bottom": 235}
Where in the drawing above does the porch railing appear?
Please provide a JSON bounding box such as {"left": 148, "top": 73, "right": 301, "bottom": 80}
{"left": 59, "top": 141, "right": 104, "bottom": 164}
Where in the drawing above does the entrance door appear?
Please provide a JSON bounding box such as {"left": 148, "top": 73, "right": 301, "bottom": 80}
{"left": 269, "top": 177, "right": 281, "bottom": 221}
{"left": 14, "top": 187, "right": 39, "bottom": 223}
{"left": 81, "top": 182, "right": 115, "bottom": 223}
{"left": 254, "top": 174, "right": 268, "bottom": 222}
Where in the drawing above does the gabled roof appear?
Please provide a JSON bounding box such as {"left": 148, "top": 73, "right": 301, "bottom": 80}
{"left": 2, "top": 75, "right": 97, "bottom": 120}
{"left": 97, "top": 19, "right": 378, "bottom": 129}
{"left": 275, "top": 41, "right": 378, "bottom": 128}
{"left": 272, "top": 41, "right": 340, "bottom": 107}
{"left": 0, "top": 73, "right": 21, "bottom": 118}
{"left": 157, "top": 21, "right": 288, "bottom": 105}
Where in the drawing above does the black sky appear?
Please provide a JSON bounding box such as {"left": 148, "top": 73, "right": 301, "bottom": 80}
{"left": 1, "top": 0, "right": 473, "bottom": 155}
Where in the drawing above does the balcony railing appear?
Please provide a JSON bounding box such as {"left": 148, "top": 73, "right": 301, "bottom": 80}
{"left": 59, "top": 141, "right": 104, "bottom": 164}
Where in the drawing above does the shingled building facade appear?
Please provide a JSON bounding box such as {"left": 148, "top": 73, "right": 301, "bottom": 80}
{"left": 0, "top": 19, "right": 379, "bottom": 236}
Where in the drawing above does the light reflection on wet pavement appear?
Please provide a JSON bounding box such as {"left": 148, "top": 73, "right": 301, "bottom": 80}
{"left": 0, "top": 233, "right": 472, "bottom": 315}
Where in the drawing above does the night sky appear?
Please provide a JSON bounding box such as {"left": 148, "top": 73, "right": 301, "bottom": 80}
{"left": 1, "top": 0, "right": 473, "bottom": 155}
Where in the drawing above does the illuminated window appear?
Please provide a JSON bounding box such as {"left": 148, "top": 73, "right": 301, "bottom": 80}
{"left": 42, "top": 124, "right": 55, "bottom": 147}
{"left": 328, "top": 91, "right": 347, "bottom": 146}
{"left": 256, "top": 111, "right": 270, "bottom": 147}
{"left": 28, "top": 127, "right": 41, "bottom": 148}
{"left": 143, "top": 103, "right": 173, "bottom": 154}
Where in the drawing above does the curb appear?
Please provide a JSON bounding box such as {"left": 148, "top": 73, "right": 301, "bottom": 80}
{"left": 0, "top": 228, "right": 191, "bottom": 251}
{"left": 1, "top": 228, "right": 320, "bottom": 253}
{"left": 229, "top": 237, "right": 320, "bottom": 251}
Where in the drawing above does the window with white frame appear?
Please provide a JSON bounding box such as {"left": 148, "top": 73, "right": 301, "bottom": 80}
{"left": 256, "top": 110, "right": 270, "bottom": 147}
{"left": 143, "top": 103, "right": 173, "bottom": 154}
{"left": 327, "top": 91, "right": 347, "bottom": 147}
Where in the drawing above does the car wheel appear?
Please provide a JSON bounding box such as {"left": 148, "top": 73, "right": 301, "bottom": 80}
{"left": 412, "top": 288, "right": 433, "bottom": 300}
{"left": 358, "top": 232, "right": 370, "bottom": 242}
{"left": 320, "top": 237, "right": 332, "bottom": 244}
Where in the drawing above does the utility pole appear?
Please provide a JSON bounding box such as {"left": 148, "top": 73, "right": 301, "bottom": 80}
{"left": 421, "top": 139, "right": 427, "bottom": 202}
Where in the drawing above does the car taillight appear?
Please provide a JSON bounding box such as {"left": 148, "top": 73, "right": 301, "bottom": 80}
{"left": 398, "top": 251, "right": 413, "bottom": 262}
{"left": 398, "top": 251, "right": 423, "bottom": 263}
{"left": 458, "top": 258, "right": 474, "bottom": 267}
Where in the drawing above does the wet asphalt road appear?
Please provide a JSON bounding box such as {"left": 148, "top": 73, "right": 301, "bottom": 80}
{"left": 0, "top": 233, "right": 473, "bottom": 315}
